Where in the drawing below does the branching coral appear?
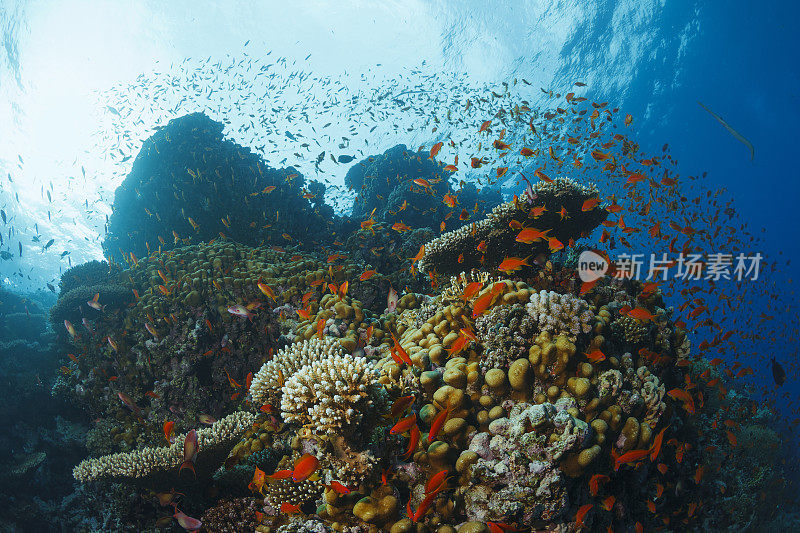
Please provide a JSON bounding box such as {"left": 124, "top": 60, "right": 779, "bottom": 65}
{"left": 280, "top": 353, "right": 378, "bottom": 434}
{"left": 250, "top": 337, "right": 344, "bottom": 408}
{"left": 525, "top": 289, "right": 594, "bottom": 339}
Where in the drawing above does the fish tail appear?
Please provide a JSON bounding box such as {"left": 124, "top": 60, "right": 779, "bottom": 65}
{"left": 179, "top": 461, "right": 196, "bottom": 478}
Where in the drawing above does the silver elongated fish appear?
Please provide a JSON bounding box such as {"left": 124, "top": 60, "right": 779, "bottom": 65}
{"left": 698, "top": 101, "right": 754, "bottom": 160}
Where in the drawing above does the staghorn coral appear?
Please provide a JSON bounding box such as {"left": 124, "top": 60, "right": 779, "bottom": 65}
{"left": 72, "top": 411, "right": 256, "bottom": 482}
{"left": 280, "top": 352, "right": 378, "bottom": 434}
{"left": 250, "top": 337, "right": 345, "bottom": 408}
{"left": 525, "top": 289, "right": 594, "bottom": 339}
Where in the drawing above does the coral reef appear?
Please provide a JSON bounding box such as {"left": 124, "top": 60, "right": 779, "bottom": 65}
{"left": 418, "top": 178, "right": 607, "bottom": 275}
{"left": 103, "top": 112, "right": 337, "bottom": 263}
{"left": 72, "top": 411, "right": 256, "bottom": 482}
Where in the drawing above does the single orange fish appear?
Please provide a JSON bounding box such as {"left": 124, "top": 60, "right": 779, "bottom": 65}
{"left": 403, "top": 423, "right": 420, "bottom": 459}
{"left": 547, "top": 237, "right": 564, "bottom": 252}
{"left": 515, "top": 227, "right": 550, "bottom": 244}
{"left": 257, "top": 282, "right": 276, "bottom": 300}
{"left": 292, "top": 453, "right": 319, "bottom": 482}
{"left": 163, "top": 421, "right": 175, "bottom": 444}
{"left": 390, "top": 413, "right": 417, "bottom": 435}
{"left": 614, "top": 448, "right": 650, "bottom": 471}
{"left": 268, "top": 469, "right": 294, "bottom": 480}
{"left": 425, "top": 469, "right": 451, "bottom": 495}
{"left": 251, "top": 467, "right": 266, "bottom": 492}
{"left": 360, "top": 270, "right": 377, "bottom": 281}
{"left": 602, "top": 495, "right": 616, "bottom": 511}
{"left": 497, "top": 256, "right": 530, "bottom": 274}
{"left": 649, "top": 425, "right": 669, "bottom": 461}
{"left": 329, "top": 481, "right": 351, "bottom": 495}
{"left": 280, "top": 502, "right": 300, "bottom": 514}
{"left": 585, "top": 349, "right": 606, "bottom": 362}
{"left": 472, "top": 291, "right": 495, "bottom": 318}
{"left": 582, "top": 198, "right": 601, "bottom": 211}
{"left": 428, "top": 407, "right": 450, "bottom": 443}
{"left": 575, "top": 503, "right": 593, "bottom": 527}
{"left": 390, "top": 395, "right": 415, "bottom": 418}
{"left": 628, "top": 307, "right": 655, "bottom": 321}
{"left": 589, "top": 474, "right": 609, "bottom": 496}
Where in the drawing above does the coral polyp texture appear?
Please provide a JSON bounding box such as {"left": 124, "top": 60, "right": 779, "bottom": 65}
{"left": 250, "top": 337, "right": 345, "bottom": 408}
{"left": 72, "top": 411, "right": 256, "bottom": 482}
{"left": 280, "top": 353, "right": 378, "bottom": 433}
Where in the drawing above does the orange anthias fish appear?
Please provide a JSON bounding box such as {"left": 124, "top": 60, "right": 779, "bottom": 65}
{"left": 179, "top": 429, "right": 198, "bottom": 478}
{"left": 292, "top": 453, "right": 319, "bottom": 482}
{"left": 251, "top": 466, "right": 266, "bottom": 493}
{"left": 392, "top": 222, "right": 411, "bottom": 232}
{"left": 428, "top": 407, "right": 451, "bottom": 443}
{"left": 267, "top": 469, "right": 294, "bottom": 480}
{"left": 390, "top": 395, "right": 415, "bottom": 418}
{"left": 163, "top": 421, "right": 175, "bottom": 444}
{"left": 547, "top": 236, "right": 564, "bottom": 252}
{"left": 280, "top": 502, "right": 301, "bottom": 515}
{"left": 628, "top": 307, "right": 655, "bottom": 321}
{"left": 515, "top": 227, "right": 550, "bottom": 244}
{"left": 614, "top": 448, "right": 650, "bottom": 471}
{"left": 589, "top": 474, "right": 609, "bottom": 496}
{"left": 403, "top": 423, "right": 420, "bottom": 459}
{"left": 429, "top": 142, "right": 443, "bottom": 159}
{"left": 462, "top": 281, "right": 483, "bottom": 301}
{"left": 585, "top": 349, "right": 606, "bottom": 362}
{"left": 472, "top": 291, "right": 495, "bottom": 318}
{"left": 413, "top": 178, "right": 431, "bottom": 189}
{"left": 390, "top": 413, "right": 417, "bottom": 435}
{"left": 575, "top": 503, "right": 593, "bottom": 527}
{"left": 360, "top": 269, "right": 377, "bottom": 281}
{"left": 390, "top": 333, "right": 413, "bottom": 365}
{"left": 582, "top": 197, "right": 601, "bottom": 211}
{"left": 329, "top": 480, "right": 351, "bottom": 495}
{"left": 257, "top": 282, "right": 277, "bottom": 300}
{"left": 497, "top": 256, "right": 531, "bottom": 274}
{"left": 649, "top": 425, "right": 669, "bottom": 461}
{"left": 443, "top": 193, "right": 458, "bottom": 207}
{"left": 667, "top": 388, "right": 696, "bottom": 414}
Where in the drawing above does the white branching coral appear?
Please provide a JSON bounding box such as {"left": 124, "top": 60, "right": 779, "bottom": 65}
{"left": 525, "top": 290, "right": 594, "bottom": 339}
{"left": 250, "top": 337, "right": 344, "bottom": 407}
{"left": 280, "top": 353, "right": 377, "bottom": 433}
{"left": 72, "top": 411, "right": 257, "bottom": 482}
